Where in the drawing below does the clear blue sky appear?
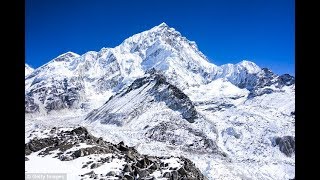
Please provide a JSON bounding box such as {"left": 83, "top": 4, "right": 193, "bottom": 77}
{"left": 26, "top": 0, "right": 294, "bottom": 75}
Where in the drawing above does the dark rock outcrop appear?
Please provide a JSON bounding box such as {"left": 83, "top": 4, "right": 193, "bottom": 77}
{"left": 247, "top": 68, "right": 295, "bottom": 98}
{"left": 25, "top": 127, "right": 208, "bottom": 180}
{"left": 272, "top": 136, "right": 295, "bottom": 157}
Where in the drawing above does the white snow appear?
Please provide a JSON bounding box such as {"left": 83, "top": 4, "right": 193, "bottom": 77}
{"left": 26, "top": 151, "right": 126, "bottom": 180}
{"left": 25, "top": 64, "right": 34, "bottom": 77}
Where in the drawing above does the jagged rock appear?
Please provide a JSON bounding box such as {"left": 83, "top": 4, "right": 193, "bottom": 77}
{"left": 90, "top": 163, "right": 101, "bottom": 169}
{"left": 25, "top": 127, "right": 209, "bottom": 179}
{"left": 137, "top": 157, "right": 152, "bottom": 168}
{"left": 177, "top": 167, "right": 187, "bottom": 176}
{"left": 72, "top": 146, "right": 114, "bottom": 158}
{"left": 71, "top": 127, "right": 88, "bottom": 135}
{"left": 82, "top": 170, "right": 95, "bottom": 176}
{"left": 123, "top": 164, "right": 133, "bottom": 172}
{"left": 179, "top": 156, "right": 208, "bottom": 180}
{"left": 277, "top": 74, "right": 295, "bottom": 87}
{"left": 171, "top": 170, "right": 179, "bottom": 180}
{"left": 97, "top": 137, "right": 104, "bottom": 145}
{"left": 26, "top": 137, "right": 59, "bottom": 154}
{"left": 86, "top": 161, "right": 94, "bottom": 164}
{"left": 106, "top": 171, "right": 116, "bottom": 176}
{"left": 137, "top": 168, "right": 150, "bottom": 178}
{"left": 274, "top": 136, "right": 295, "bottom": 157}
{"left": 126, "top": 151, "right": 136, "bottom": 161}
{"left": 149, "top": 163, "right": 159, "bottom": 171}
{"left": 163, "top": 172, "right": 171, "bottom": 178}
{"left": 118, "top": 144, "right": 129, "bottom": 152}
{"left": 124, "top": 174, "right": 134, "bottom": 180}
{"left": 25, "top": 157, "right": 29, "bottom": 161}
{"left": 73, "top": 149, "right": 85, "bottom": 158}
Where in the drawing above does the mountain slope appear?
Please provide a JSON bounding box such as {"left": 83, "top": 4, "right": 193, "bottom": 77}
{"left": 84, "top": 71, "right": 223, "bottom": 155}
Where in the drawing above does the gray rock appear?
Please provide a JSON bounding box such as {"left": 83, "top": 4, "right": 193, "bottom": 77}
{"left": 82, "top": 171, "right": 95, "bottom": 176}
{"left": 123, "top": 164, "right": 133, "bottom": 172}
{"left": 275, "top": 136, "right": 295, "bottom": 157}
{"left": 90, "top": 163, "right": 101, "bottom": 169}
{"left": 171, "top": 170, "right": 179, "bottom": 180}
{"left": 177, "top": 167, "right": 187, "bottom": 176}
{"left": 97, "top": 137, "right": 104, "bottom": 145}
{"left": 73, "top": 149, "right": 84, "bottom": 158}
{"left": 124, "top": 174, "right": 134, "bottom": 180}
{"left": 163, "top": 172, "right": 171, "bottom": 178}
{"left": 106, "top": 171, "right": 116, "bottom": 176}
{"left": 138, "top": 169, "right": 150, "bottom": 178}
{"left": 148, "top": 163, "right": 159, "bottom": 171}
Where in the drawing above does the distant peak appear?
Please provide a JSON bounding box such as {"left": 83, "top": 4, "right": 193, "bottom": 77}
{"left": 237, "top": 60, "right": 261, "bottom": 73}
{"left": 57, "top": 51, "right": 80, "bottom": 58}
{"left": 238, "top": 60, "right": 255, "bottom": 65}
{"left": 53, "top": 51, "right": 80, "bottom": 62}
{"left": 25, "top": 63, "right": 34, "bottom": 76}
{"left": 158, "top": 22, "right": 168, "bottom": 27}
{"left": 237, "top": 60, "right": 258, "bottom": 68}
{"left": 151, "top": 22, "right": 170, "bottom": 31}
{"left": 25, "top": 63, "right": 33, "bottom": 69}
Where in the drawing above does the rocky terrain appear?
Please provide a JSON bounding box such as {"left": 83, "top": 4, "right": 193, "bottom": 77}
{"left": 25, "top": 127, "right": 207, "bottom": 180}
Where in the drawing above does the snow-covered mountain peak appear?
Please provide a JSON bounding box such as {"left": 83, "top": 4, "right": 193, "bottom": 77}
{"left": 148, "top": 22, "right": 170, "bottom": 32}
{"left": 157, "top": 22, "right": 169, "bottom": 28}
{"left": 53, "top": 51, "right": 80, "bottom": 62}
{"left": 25, "top": 23, "right": 294, "bottom": 116}
{"left": 103, "top": 23, "right": 217, "bottom": 91}
{"left": 117, "top": 22, "right": 211, "bottom": 64}
{"left": 25, "top": 64, "right": 34, "bottom": 77}
{"left": 236, "top": 60, "right": 261, "bottom": 74}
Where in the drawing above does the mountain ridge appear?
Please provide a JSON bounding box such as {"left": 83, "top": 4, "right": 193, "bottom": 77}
{"left": 25, "top": 22, "right": 294, "bottom": 115}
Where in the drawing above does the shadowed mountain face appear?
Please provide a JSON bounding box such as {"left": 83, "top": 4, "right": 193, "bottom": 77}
{"left": 84, "top": 71, "right": 222, "bottom": 155}
{"left": 86, "top": 71, "right": 198, "bottom": 123}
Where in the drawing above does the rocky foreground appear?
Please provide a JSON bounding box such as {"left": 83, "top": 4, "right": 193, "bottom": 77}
{"left": 25, "top": 127, "right": 207, "bottom": 180}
